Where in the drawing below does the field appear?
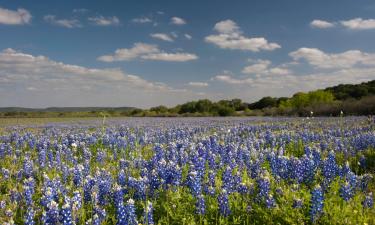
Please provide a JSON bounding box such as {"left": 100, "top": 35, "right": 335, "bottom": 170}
{"left": 0, "top": 117, "right": 374, "bottom": 225}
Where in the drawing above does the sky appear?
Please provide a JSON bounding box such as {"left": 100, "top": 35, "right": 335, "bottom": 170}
{"left": 0, "top": 0, "right": 375, "bottom": 108}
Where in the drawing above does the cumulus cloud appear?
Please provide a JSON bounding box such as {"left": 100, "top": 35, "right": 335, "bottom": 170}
{"left": 187, "top": 82, "right": 209, "bottom": 87}
{"left": 311, "top": 18, "right": 375, "bottom": 30}
{"left": 213, "top": 20, "right": 240, "bottom": 33}
{"left": 310, "top": 19, "right": 335, "bottom": 28}
{"left": 0, "top": 48, "right": 201, "bottom": 107}
{"left": 170, "top": 17, "right": 186, "bottom": 25}
{"left": 132, "top": 17, "right": 152, "bottom": 23}
{"left": 0, "top": 7, "right": 31, "bottom": 25}
{"left": 141, "top": 53, "right": 198, "bottom": 62}
{"left": 340, "top": 18, "right": 375, "bottom": 30}
{"left": 44, "top": 15, "right": 81, "bottom": 28}
{"left": 88, "top": 15, "right": 120, "bottom": 26}
{"left": 205, "top": 20, "right": 281, "bottom": 52}
{"left": 98, "top": 43, "right": 159, "bottom": 62}
{"left": 184, "top": 34, "right": 192, "bottom": 40}
{"left": 98, "top": 43, "right": 198, "bottom": 62}
{"left": 289, "top": 47, "right": 375, "bottom": 69}
{"left": 211, "top": 48, "right": 375, "bottom": 102}
{"left": 150, "top": 33, "right": 174, "bottom": 42}
{"left": 213, "top": 75, "right": 253, "bottom": 84}
{"left": 0, "top": 48, "right": 179, "bottom": 92}
{"left": 72, "top": 8, "right": 88, "bottom": 14}
{"left": 212, "top": 66, "right": 375, "bottom": 102}
{"left": 242, "top": 60, "right": 271, "bottom": 74}
{"left": 242, "top": 59, "right": 290, "bottom": 75}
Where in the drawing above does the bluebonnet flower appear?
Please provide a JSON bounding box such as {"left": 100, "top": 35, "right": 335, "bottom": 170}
{"left": 149, "top": 169, "right": 160, "bottom": 195}
{"left": 222, "top": 166, "right": 234, "bottom": 193}
{"left": 0, "top": 200, "right": 5, "bottom": 209}
{"left": 310, "top": 185, "right": 324, "bottom": 222}
{"left": 218, "top": 189, "right": 231, "bottom": 217}
{"left": 24, "top": 207, "right": 35, "bottom": 225}
{"left": 257, "top": 174, "right": 271, "bottom": 201}
{"left": 362, "top": 192, "right": 373, "bottom": 209}
{"left": 187, "top": 170, "right": 202, "bottom": 197}
{"left": 10, "top": 188, "right": 22, "bottom": 203}
{"left": 339, "top": 182, "right": 353, "bottom": 201}
{"left": 196, "top": 194, "right": 206, "bottom": 215}
{"left": 97, "top": 171, "right": 112, "bottom": 206}
{"left": 93, "top": 205, "right": 106, "bottom": 224}
{"left": 2, "top": 168, "right": 10, "bottom": 180}
{"left": 73, "top": 165, "right": 83, "bottom": 187}
{"left": 293, "top": 198, "right": 303, "bottom": 209}
{"left": 117, "top": 169, "right": 127, "bottom": 187}
{"left": 72, "top": 191, "right": 82, "bottom": 211}
{"left": 265, "top": 194, "right": 276, "bottom": 208}
{"left": 24, "top": 186, "right": 34, "bottom": 207}
{"left": 143, "top": 201, "right": 154, "bottom": 225}
{"left": 359, "top": 155, "right": 366, "bottom": 169}
{"left": 238, "top": 182, "right": 249, "bottom": 194}
{"left": 60, "top": 198, "right": 74, "bottom": 225}
{"left": 358, "top": 174, "right": 373, "bottom": 191}
{"left": 114, "top": 185, "right": 126, "bottom": 225}
{"left": 126, "top": 198, "right": 138, "bottom": 225}
{"left": 5, "top": 209, "right": 13, "bottom": 217}
{"left": 42, "top": 200, "right": 59, "bottom": 224}
{"left": 23, "top": 157, "right": 34, "bottom": 178}
{"left": 83, "top": 177, "right": 95, "bottom": 203}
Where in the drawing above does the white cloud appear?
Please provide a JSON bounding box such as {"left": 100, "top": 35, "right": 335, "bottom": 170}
{"left": 171, "top": 17, "right": 186, "bottom": 25}
{"left": 98, "top": 43, "right": 198, "bottom": 62}
{"left": 242, "top": 60, "right": 271, "bottom": 74}
{"left": 213, "top": 19, "right": 240, "bottom": 34}
{"left": 310, "top": 19, "right": 335, "bottom": 29}
{"left": 184, "top": 34, "right": 192, "bottom": 40}
{"left": 44, "top": 15, "right": 81, "bottom": 28}
{"left": 188, "top": 82, "right": 209, "bottom": 87}
{"left": 0, "top": 7, "right": 31, "bottom": 25}
{"left": 0, "top": 48, "right": 203, "bottom": 107}
{"left": 98, "top": 43, "right": 159, "bottom": 62}
{"left": 132, "top": 17, "right": 152, "bottom": 23}
{"left": 212, "top": 66, "right": 375, "bottom": 102}
{"left": 340, "top": 18, "right": 375, "bottom": 30}
{"left": 205, "top": 20, "right": 281, "bottom": 52}
{"left": 88, "top": 16, "right": 120, "bottom": 26}
{"left": 268, "top": 67, "right": 290, "bottom": 75}
{"left": 72, "top": 8, "right": 88, "bottom": 14}
{"left": 213, "top": 75, "right": 253, "bottom": 84}
{"left": 141, "top": 53, "right": 198, "bottom": 62}
{"left": 289, "top": 47, "right": 375, "bottom": 69}
{"left": 150, "top": 33, "right": 174, "bottom": 42}
{"left": 0, "top": 48, "right": 179, "bottom": 92}
{"left": 311, "top": 18, "right": 375, "bottom": 30}
{"left": 242, "top": 59, "right": 290, "bottom": 75}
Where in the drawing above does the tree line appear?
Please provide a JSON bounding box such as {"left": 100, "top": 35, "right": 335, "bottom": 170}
{"left": 1, "top": 80, "right": 374, "bottom": 117}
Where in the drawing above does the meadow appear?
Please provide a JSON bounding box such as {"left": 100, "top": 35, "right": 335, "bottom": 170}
{"left": 0, "top": 117, "right": 374, "bottom": 224}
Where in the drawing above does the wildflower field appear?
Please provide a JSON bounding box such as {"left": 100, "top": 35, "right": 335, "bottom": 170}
{"left": 0, "top": 117, "right": 374, "bottom": 225}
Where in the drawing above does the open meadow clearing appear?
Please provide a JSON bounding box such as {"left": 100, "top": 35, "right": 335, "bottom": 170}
{"left": 0, "top": 117, "right": 374, "bottom": 224}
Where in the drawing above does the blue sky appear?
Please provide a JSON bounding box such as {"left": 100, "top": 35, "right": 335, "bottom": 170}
{"left": 1, "top": 0, "right": 375, "bottom": 108}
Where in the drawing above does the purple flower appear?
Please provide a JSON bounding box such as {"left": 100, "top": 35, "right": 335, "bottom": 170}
{"left": 126, "top": 198, "right": 138, "bottom": 225}
{"left": 196, "top": 194, "right": 206, "bottom": 215}
{"left": 363, "top": 192, "right": 373, "bottom": 209}
{"left": 310, "top": 185, "right": 324, "bottom": 222}
{"left": 60, "top": 198, "right": 74, "bottom": 225}
{"left": 218, "top": 189, "right": 231, "bottom": 217}
{"left": 143, "top": 201, "right": 154, "bottom": 225}
{"left": 24, "top": 207, "right": 35, "bottom": 225}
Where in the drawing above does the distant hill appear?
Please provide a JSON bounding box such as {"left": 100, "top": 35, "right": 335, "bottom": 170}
{"left": 0, "top": 107, "right": 135, "bottom": 113}
{"left": 0, "top": 80, "right": 374, "bottom": 117}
